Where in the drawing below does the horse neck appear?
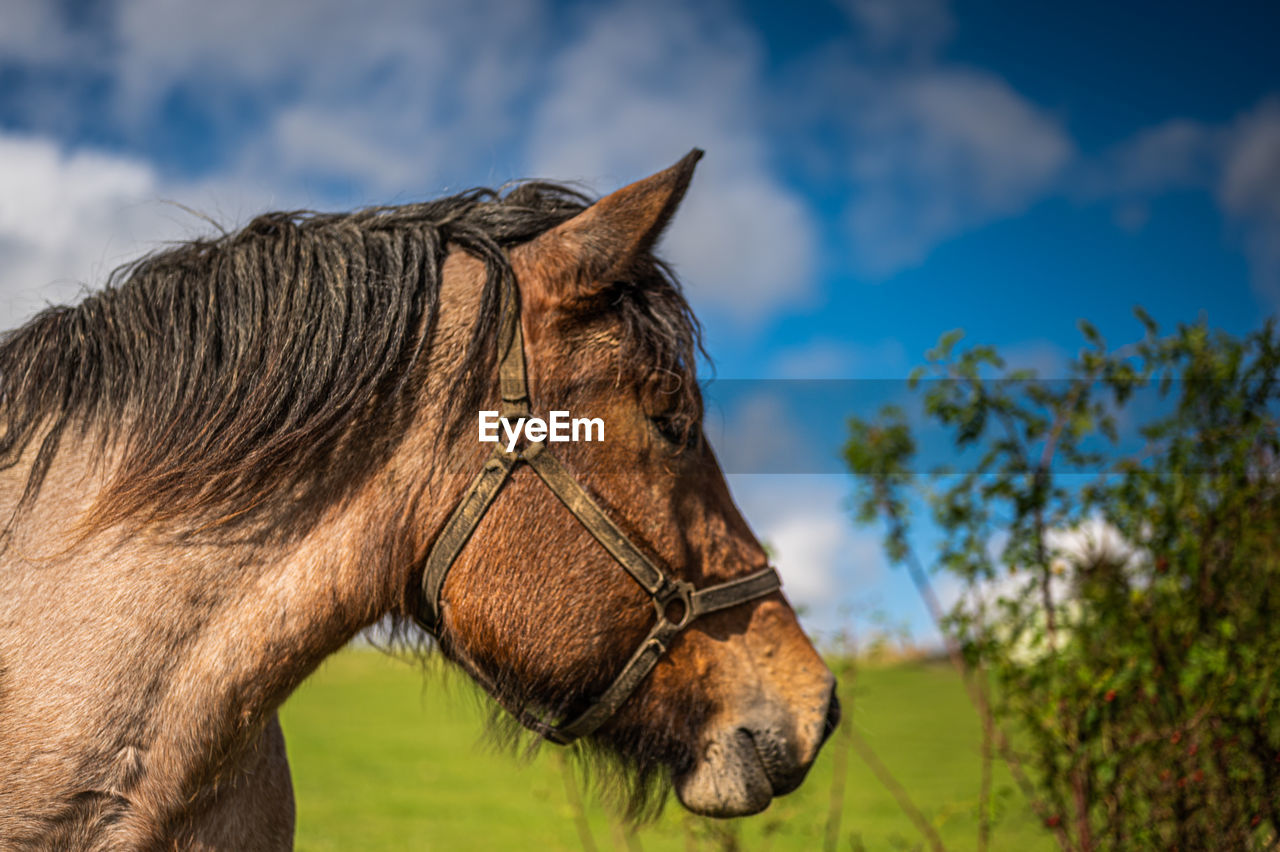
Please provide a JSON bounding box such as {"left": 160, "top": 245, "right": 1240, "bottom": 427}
{"left": 0, "top": 254, "right": 488, "bottom": 818}
{"left": 0, "top": 430, "right": 405, "bottom": 836}
{"left": 0, "top": 431, "right": 403, "bottom": 702}
{"left": 0, "top": 248, "right": 493, "bottom": 677}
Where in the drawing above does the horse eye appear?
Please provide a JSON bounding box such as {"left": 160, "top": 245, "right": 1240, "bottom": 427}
{"left": 649, "top": 414, "right": 698, "bottom": 450}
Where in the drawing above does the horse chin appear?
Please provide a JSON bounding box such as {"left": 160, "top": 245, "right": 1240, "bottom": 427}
{"left": 672, "top": 728, "right": 775, "bottom": 817}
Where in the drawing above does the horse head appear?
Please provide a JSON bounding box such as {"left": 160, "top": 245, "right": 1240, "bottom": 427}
{"left": 423, "top": 151, "right": 838, "bottom": 817}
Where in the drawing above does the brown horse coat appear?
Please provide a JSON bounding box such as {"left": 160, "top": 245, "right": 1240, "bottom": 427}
{"left": 0, "top": 154, "right": 837, "bottom": 849}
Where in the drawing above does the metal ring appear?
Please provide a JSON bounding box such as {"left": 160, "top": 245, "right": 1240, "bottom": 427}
{"left": 652, "top": 578, "right": 695, "bottom": 630}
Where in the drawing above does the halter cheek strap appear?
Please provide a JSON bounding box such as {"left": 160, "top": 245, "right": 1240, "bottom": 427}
{"left": 415, "top": 271, "right": 781, "bottom": 746}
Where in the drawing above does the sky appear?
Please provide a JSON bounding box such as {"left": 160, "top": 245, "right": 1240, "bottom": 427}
{"left": 1, "top": 0, "right": 1278, "bottom": 643}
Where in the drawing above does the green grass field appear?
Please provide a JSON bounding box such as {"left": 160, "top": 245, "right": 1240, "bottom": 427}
{"left": 280, "top": 649, "right": 1054, "bottom": 851}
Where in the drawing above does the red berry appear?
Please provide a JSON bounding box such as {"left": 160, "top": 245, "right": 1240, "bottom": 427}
{"left": 1105, "top": 689, "right": 1117, "bottom": 702}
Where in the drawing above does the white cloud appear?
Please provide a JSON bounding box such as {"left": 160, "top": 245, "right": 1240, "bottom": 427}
{"left": 0, "top": 0, "right": 824, "bottom": 331}
{"left": 940, "top": 518, "right": 1149, "bottom": 665}
{"left": 524, "top": 0, "right": 818, "bottom": 325}
{"left": 4, "top": 0, "right": 1069, "bottom": 310}
{"left": 1221, "top": 102, "right": 1280, "bottom": 216}
{"left": 1097, "top": 97, "right": 1280, "bottom": 306}
{"left": 1097, "top": 118, "right": 1218, "bottom": 197}
{"left": 10, "top": 0, "right": 549, "bottom": 198}
{"left": 727, "top": 474, "right": 886, "bottom": 632}
{"left": 784, "top": 10, "right": 1074, "bottom": 280}
{"left": 11, "top": 0, "right": 823, "bottom": 321}
{"left": 110, "top": 0, "right": 542, "bottom": 115}
{"left": 1219, "top": 100, "right": 1280, "bottom": 304}
{"left": 837, "top": 0, "right": 953, "bottom": 59}
{"left": 0, "top": 133, "right": 159, "bottom": 328}
{"left": 0, "top": 135, "right": 153, "bottom": 253}
{"left": 0, "top": 0, "right": 84, "bottom": 65}
{"left": 767, "top": 338, "right": 908, "bottom": 379}
{"left": 704, "top": 390, "right": 827, "bottom": 474}
{"left": 0, "top": 132, "right": 285, "bottom": 332}
{"left": 767, "top": 513, "right": 848, "bottom": 604}
{"left": 841, "top": 69, "right": 1073, "bottom": 276}
{"left": 952, "top": 519, "right": 1142, "bottom": 610}
{"left": 260, "top": 104, "right": 448, "bottom": 196}
{"left": 1045, "top": 516, "right": 1144, "bottom": 574}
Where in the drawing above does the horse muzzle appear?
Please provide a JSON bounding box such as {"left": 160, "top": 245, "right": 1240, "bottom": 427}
{"left": 674, "top": 678, "right": 840, "bottom": 817}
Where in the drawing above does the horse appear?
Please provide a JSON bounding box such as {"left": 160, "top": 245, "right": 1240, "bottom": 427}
{"left": 0, "top": 150, "right": 839, "bottom": 849}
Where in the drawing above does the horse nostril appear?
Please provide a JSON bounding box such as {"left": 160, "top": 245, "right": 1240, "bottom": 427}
{"left": 819, "top": 685, "right": 841, "bottom": 747}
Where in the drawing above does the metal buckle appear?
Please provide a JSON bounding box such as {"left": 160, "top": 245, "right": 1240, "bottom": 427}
{"left": 652, "top": 578, "right": 695, "bottom": 631}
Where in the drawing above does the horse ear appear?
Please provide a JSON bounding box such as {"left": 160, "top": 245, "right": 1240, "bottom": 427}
{"left": 512, "top": 148, "right": 703, "bottom": 304}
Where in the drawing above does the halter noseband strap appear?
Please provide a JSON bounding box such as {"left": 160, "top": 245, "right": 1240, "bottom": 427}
{"left": 415, "top": 269, "right": 781, "bottom": 746}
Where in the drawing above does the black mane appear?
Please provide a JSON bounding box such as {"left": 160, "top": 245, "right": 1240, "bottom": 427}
{"left": 0, "top": 181, "right": 701, "bottom": 534}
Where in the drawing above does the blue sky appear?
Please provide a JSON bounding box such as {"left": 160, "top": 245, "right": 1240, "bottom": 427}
{"left": 1, "top": 0, "right": 1278, "bottom": 642}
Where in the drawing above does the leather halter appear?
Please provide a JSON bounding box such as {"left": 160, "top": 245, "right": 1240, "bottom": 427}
{"left": 415, "top": 267, "right": 782, "bottom": 746}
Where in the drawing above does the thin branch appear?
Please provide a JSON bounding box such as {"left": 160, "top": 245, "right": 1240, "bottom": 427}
{"left": 977, "top": 597, "right": 994, "bottom": 852}
{"left": 850, "top": 727, "right": 947, "bottom": 852}
{"left": 556, "top": 751, "right": 598, "bottom": 852}
{"left": 877, "top": 488, "right": 1074, "bottom": 850}
{"left": 824, "top": 658, "right": 856, "bottom": 852}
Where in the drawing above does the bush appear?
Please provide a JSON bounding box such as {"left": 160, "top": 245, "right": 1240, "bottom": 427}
{"left": 845, "top": 311, "right": 1280, "bottom": 850}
